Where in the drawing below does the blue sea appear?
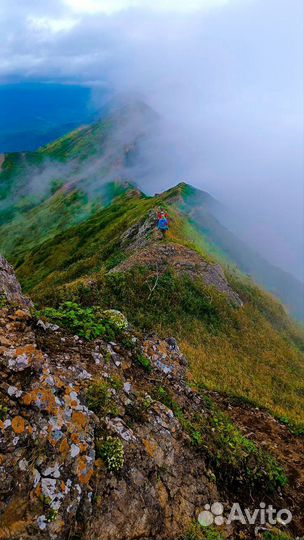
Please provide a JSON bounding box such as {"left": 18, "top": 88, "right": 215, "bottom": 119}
{"left": 0, "top": 83, "right": 106, "bottom": 153}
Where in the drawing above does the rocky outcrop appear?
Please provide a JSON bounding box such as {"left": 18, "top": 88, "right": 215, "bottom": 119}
{"left": 0, "top": 256, "right": 32, "bottom": 309}
{"left": 118, "top": 209, "right": 242, "bottom": 307}
{"left": 0, "top": 257, "right": 218, "bottom": 539}
{"left": 112, "top": 242, "right": 243, "bottom": 307}
{"left": 120, "top": 209, "right": 160, "bottom": 251}
{"left": 0, "top": 304, "right": 95, "bottom": 539}
{"left": 83, "top": 336, "right": 217, "bottom": 540}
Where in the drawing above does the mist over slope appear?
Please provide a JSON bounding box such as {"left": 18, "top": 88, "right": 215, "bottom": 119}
{"left": 172, "top": 186, "right": 304, "bottom": 321}
{"left": 0, "top": 101, "right": 303, "bottom": 416}
{"left": 0, "top": 101, "right": 302, "bottom": 321}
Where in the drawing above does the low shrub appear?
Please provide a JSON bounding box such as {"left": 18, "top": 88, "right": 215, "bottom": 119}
{"left": 276, "top": 415, "right": 304, "bottom": 437}
{"left": 0, "top": 294, "right": 8, "bottom": 308}
{"left": 99, "top": 309, "right": 128, "bottom": 331}
{"left": 0, "top": 404, "right": 8, "bottom": 420}
{"left": 135, "top": 354, "right": 152, "bottom": 373}
{"left": 36, "top": 301, "right": 119, "bottom": 341}
{"left": 206, "top": 410, "right": 287, "bottom": 491}
{"left": 109, "top": 375, "right": 124, "bottom": 391}
{"left": 183, "top": 522, "right": 225, "bottom": 540}
{"left": 86, "top": 380, "right": 119, "bottom": 417}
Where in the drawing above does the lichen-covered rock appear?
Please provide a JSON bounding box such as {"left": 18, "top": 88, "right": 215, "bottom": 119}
{"left": 0, "top": 259, "right": 95, "bottom": 539}
{"left": 120, "top": 210, "right": 159, "bottom": 251}
{"left": 0, "top": 304, "right": 96, "bottom": 539}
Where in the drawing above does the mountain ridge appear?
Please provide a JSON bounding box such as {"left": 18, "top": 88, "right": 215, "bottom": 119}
{"left": 3, "top": 184, "right": 302, "bottom": 427}
{"left": 1, "top": 101, "right": 302, "bottom": 319}
{"left": 0, "top": 102, "right": 304, "bottom": 538}
{"left": 0, "top": 102, "right": 303, "bottom": 426}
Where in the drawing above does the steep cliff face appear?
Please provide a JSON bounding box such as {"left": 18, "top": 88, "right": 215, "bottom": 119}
{"left": 0, "top": 258, "right": 303, "bottom": 540}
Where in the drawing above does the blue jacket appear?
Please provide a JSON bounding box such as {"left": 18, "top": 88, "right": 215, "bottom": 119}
{"left": 158, "top": 217, "right": 169, "bottom": 230}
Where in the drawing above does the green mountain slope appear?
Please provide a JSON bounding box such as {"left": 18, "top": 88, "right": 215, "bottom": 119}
{"left": 168, "top": 183, "right": 304, "bottom": 320}
{"left": 2, "top": 185, "right": 303, "bottom": 428}
{"left": 0, "top": 100, "right": 155, "bottom": 225}
{"left": 0, "top": 101, "right": 302, "bottom": 320}
{"left": 0, "top": 104, "right": 303, "bottom": 428}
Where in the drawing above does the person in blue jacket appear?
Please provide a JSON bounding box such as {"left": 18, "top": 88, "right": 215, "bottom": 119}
{"left": 157, "top": 210, "right": 169, "bottom": 238}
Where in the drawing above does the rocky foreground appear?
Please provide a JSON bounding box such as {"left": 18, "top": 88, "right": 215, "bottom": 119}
{"left": 0, "top": 257, "right": 303, "bottom": 540}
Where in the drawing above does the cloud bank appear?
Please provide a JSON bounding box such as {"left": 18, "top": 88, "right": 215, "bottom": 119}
{"left": 0, "top": 0, "right": 303, "bottom": 279}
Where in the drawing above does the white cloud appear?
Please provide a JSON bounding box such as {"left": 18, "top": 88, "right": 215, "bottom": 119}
{"left": 64, "top": 0, "right": 232, "bottom": 15}
{"left": 28, "top": 16, "right": 80, "bottom": 33}
{"left": 0, "top": 0, "right": 302, "bottom": 278}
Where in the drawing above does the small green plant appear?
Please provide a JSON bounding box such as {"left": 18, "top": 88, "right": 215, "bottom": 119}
{"left": 119, "top": 334, "right": 136, "bottom": 351}
{"left": 96, "top": 436, "right": 124, "bottom": 472}
{"left": 190, "top": 430, "right": 204, "bottom": 447}
{"left": 36, "top": 301, "right": 118, "bottom": 341}
{"left": 0, "top": 294, "right": 7, "bottom": 308}
{"left": 105, "top": 351, "right": 112, "bottom": 364}
{"left": 0, "top": 404, "right": 9, "bottom": 420}
{"left": 143, "top": 394, "right": 153, "bottom": 409}
{"left": 86, "top": 381, "right": 118, "bottom": 416}
{"left": 135, "top": 354, "right": 152, "bottom": 373}
{"left": 47, "top": 508, "right": 58, "bottom": 523}
{"left": 184, "top": 521, "right": 224, "bottom": 540}
{"left": 154, "top": 386, "right": 205, "bottom": 447}
{"left": 155, "top": 386, "right": 173, "bottom": 408}
{"left": 276, "top": 415, "right": 304, "bottom": 437}
{"left": 100, "top": 309, "right": 128, "bottom": 330}
{"left": 262, "top": 530, "right": 294, "bottom": 540}
{"left": 126, "top": 393, "right": 152, "bottom": 426}
{"left": 110, "top": 375, "right": 123, "bottom": 391}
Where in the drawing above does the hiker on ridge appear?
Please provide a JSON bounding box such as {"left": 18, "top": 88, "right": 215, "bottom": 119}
{"left": 157, "top": 210, "right": 169, "bottom": 238}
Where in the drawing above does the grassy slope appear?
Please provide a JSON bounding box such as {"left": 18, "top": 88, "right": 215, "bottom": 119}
{"left": 0, "top": 105, "right": 143, "bottom": 262}
{"left": 0, "top": 101, "right": 142, "bottom": 226}
{"left": 5, "top": 187, "right": 303, "bottom": 427}
{"left": 0, "top": 181, "right": 135, "bottom": 265}
{"left": 0, "top": 111, "right": 303, "bottom": 427}
{"left": 168, "top": 183, "right": 304, "bottom": 321}
{"left": 1, "top": 104, "right": 302, "bottom": 320}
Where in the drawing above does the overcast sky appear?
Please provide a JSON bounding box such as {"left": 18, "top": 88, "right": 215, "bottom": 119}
{"left": 0, "top": 0, "right": 303, "bottom": 279}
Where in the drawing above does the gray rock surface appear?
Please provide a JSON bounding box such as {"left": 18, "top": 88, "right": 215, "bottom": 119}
{"left": 0, "top": 256, "right": 33, "bottom": 309}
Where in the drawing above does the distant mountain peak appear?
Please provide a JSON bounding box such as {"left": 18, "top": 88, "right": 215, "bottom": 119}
{"left": 160, "top": 181, "right": 218, "bottom": 211}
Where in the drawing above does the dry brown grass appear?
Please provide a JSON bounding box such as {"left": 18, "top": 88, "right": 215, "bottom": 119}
{"left": 180, "top": 303, "right": 304, "bottom": 425}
